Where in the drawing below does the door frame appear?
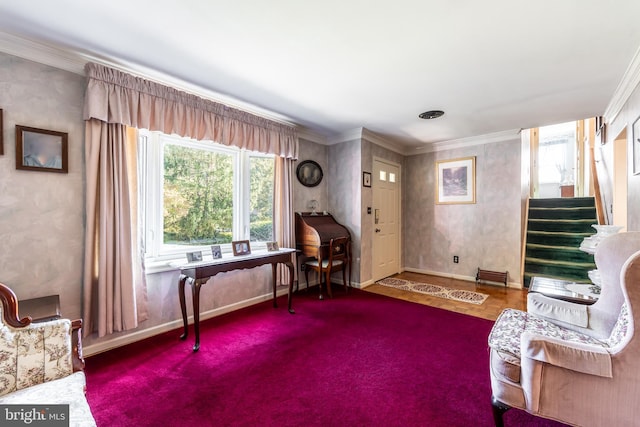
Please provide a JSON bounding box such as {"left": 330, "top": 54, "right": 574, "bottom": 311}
{"left": 371, "top": 156, "right": 403, "bottom": 282}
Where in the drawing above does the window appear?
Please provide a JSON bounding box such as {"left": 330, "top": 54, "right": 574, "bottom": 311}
{"left": 139, "top": 131, "right": 274, "bottom": 261}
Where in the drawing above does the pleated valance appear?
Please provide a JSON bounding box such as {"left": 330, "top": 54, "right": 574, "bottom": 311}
{"left": 83, "top": 63, "right": 298, "bottom": 159}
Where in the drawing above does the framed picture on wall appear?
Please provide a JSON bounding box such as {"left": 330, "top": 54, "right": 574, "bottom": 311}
{"left": 633, "top": 115, "right": 640, "bottom": 175}
{"left": 15, "top": 125, "right": 68, "bottom": 173}
{"left": 435, "top": 156, "right": 476, "bottom": 204}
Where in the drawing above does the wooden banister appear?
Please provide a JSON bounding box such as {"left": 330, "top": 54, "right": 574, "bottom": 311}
{"left": 589, "top": 138, "right": 605, "bottom": 225}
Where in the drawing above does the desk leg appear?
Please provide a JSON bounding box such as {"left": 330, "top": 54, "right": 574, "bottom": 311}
{"left": 285, "top": 261, "right": 295, "bottom": 314}
{"left": 271, "top": 263, "right": 278, "bottom": 308}
{"left": 178, "top": 275, "right": 189, "bottom": 341}
{"left": 192, "top": 279, "right": 204, "bottom": 352}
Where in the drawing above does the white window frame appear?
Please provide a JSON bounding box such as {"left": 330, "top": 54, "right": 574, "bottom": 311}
{"left": 139, "top": 130, "right": 274, "bottom": 265}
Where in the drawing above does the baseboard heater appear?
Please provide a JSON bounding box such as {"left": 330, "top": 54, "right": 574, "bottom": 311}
{"left": 476, "top": 268, "right": 508, "bottom": 287}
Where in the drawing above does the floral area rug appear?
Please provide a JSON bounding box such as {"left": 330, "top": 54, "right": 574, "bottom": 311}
{"left": 376, "top": 278, "right": 489, "bottom": 305}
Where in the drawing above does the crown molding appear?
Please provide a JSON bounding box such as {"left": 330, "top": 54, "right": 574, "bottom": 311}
{"left": 604, "top": 44, "right": 640, "bottom": 124}
{"left": 0, "top": 30, "right": 297, "bottom": 126}
{"left": 360, "top": 128, "right": 408, "bottom": 155}
{"left": 296, "top": 126, "right": 329, "bottom": 144}
{"left": 410, "top": 128, "right": 521, "bottom": 155}
{"left": 328, "top": 127, "right": 364, "bottom": 145}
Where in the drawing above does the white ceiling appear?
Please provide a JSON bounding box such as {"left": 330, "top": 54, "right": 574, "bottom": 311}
{"left": 1, "top": 1, "right": 640, "bottom": 151}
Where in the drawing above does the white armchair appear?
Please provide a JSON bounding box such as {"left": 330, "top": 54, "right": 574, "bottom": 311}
{"left": 488, "top": 233, "right": 640, "bottom": 426}
{"left": 0, "top": 282, "right": 96, "bottom": 426}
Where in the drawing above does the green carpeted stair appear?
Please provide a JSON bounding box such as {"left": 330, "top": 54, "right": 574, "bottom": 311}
{"left": 523, "top": 197, "right": 597, "bottom": 288}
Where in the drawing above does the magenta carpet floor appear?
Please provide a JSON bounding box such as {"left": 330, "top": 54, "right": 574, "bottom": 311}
{"left": 85, "top": 289, "right": 567, "bottom": 427}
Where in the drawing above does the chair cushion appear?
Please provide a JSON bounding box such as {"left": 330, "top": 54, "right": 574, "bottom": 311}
{"left": 0, "top": 371, "right": 96, "bottom": 426}
{"left": 305, "top": 259, "right": 344, "bottom": 269}
{"left": 488, "top": 309, "right": 607, "bottom": 383}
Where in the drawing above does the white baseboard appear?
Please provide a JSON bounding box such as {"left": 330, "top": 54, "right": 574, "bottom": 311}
{"left": 402, "top": 267, "right": 522, "bottom": 289}
{"left": 83, "top": 288, "right": 290, "bottom": 357}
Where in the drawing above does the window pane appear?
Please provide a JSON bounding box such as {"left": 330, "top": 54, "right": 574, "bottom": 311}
{"left": 380, "top": 171, "right": 387, "bottom": 181}
{"left": 163, "top": 143, "right": 234, "bottom": 246}
{"left": 249, "top": 156, "right": 274, "bottom": 242}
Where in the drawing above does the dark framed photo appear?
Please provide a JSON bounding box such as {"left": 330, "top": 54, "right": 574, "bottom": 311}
{"left": 363, "top": 171, "right": 372, "bottom": 187}
{"left": 296, "top": 160, "right": 323, "bottom": 187}
{"left": 266, "top": 241, "right": 280, "bottom": 252}
{"left": 0, "top": 109, "right": 4, "bottom": 156}
{"left": 16, "top": 125, "right": 68, "bottom": 173}
{"left": 633, "top": 115, "right": 640, "bottom": 175}
{"left": 211, "top": 245, "right": 222, "bottom": 259}
{"left": 186, "top": 251, "right": 203, "bottom": 263}
{"left": 232, "top": 240, "right": 251, "bottom": 256}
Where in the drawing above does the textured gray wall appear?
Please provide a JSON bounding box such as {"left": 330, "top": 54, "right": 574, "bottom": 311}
{"left": 607, "top": 79, "right": 640, "bottom": 232}
{"left": 0, "top": 53, "right": 85, "bottom": 319}
{"left": 403, "top": 139, "right": 523, "bottom": 285}
{"left": 294, "top": 138, "right": 328, "bottom": 213}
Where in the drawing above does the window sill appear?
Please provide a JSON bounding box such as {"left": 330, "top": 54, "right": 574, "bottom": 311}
{"left": 144, "top": 242, "right": 270, "bottom": 275}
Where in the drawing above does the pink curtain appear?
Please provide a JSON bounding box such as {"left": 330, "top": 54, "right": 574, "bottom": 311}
{"left": 83, "top": 120, "right": 147, "bottom": 337}
{"left": 83, "top": 62, "right": 298, "bottom": 336}
{"left": 84, "top": 63, "right": 298, "bottom": 159}
{"left": 274, "top": 157, "right": 296, "bottom": 285}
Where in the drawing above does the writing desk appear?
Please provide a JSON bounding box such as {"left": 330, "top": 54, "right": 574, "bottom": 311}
{"left": 177, "top": 249, "right": 296, "bottom": 351}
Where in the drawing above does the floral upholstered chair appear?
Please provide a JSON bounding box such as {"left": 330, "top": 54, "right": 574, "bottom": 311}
{"left": 488, "top": 233, "right": 640, "bottom": 427}
{"left": 0, "top": 282, "right": 96, "bottom": 426}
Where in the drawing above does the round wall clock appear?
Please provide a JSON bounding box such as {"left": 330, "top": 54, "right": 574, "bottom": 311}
{"left": 296, "top": 160, "right": 323, "bottom": 187}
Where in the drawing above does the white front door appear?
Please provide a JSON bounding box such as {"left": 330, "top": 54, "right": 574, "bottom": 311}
{"left": 372, "top": 159, "right": 400, "bottom": 281}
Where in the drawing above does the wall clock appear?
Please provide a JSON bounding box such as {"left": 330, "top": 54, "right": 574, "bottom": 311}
{"left": 296, "top": 160, "right": 323, "bottom": 187}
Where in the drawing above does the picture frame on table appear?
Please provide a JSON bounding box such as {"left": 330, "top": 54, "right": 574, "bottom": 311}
{"left": 266, "top": 241, "right": 280, "bottom": 252}
{"left": 232, "top": 240, "right": 251, "bottom": 256}
{"left": 186, "top": 251, "right": 203, "bottom": 263}
{"left": 211, "top": 245, "right": 222, "bottom": 259}
{"left": 15, "top": 125, "right": 68, "bottom": 173}
{"left": 435, "top": 156, "right": 476, "bottom": 204}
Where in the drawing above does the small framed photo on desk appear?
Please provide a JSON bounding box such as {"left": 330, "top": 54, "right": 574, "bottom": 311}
{"left": 232, "top": 240, "right": 251, "bottom": 256}
{"left": 211, "top": 245, "right": 222, "bottom": 259}
{"left": 266, "top": 241, "right": 280, "bottom": 252}
{"left": 186, "top": 251, "right": 203, "bottom": 263}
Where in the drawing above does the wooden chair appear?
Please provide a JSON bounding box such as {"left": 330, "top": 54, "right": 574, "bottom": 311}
{"left": 304, "top": 237, "right": 350, "bottom": 299}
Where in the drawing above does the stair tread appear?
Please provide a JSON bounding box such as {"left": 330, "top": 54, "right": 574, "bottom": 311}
{"left": 528, "top": 218, "right": 596, "bottom": 223}
{"left": 527, "top": 230, "right": 594, "bottom": 237}
{"left": 526, "top": 243, "right": 588, "bottom": 252}
{"left": 525, "top": 257, "right": 596, "bottom": 268}
{"left": 523, "top": 273, "right": 591, "bottom": 284}
{"left": 529, "top": 206, "right": 595, "bottom": 211}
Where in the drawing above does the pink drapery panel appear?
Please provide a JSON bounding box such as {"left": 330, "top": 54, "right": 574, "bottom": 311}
{"left": 83, "top": 63, "right": 298, "bottom": 159}
{"left": 274, "top": 157, "right": 296, "bottom": 285}
{"left": 83, "top": 120, "right": 148, "bottom": 338}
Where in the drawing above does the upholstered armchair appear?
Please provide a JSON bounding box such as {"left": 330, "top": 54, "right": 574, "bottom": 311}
{"left": 527, "top": 232, "right": 640, "bottom": 339}
{"left": 488, "top": 235, "right": 640, "bottom": 426}
{"left": 0, "top": 282, "right": 96, "bottom": 426}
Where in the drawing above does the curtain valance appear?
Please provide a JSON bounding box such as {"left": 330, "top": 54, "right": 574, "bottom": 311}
{"left": 83, "top": 63, "right": 298, "bottom": 159}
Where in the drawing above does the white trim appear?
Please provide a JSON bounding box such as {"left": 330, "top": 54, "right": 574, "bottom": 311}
{"left": 604, "top": 44, "right": 640, "bottom": 124}
{"left": 0, "top": 30, "right": 297, "bottom": 127}
{"left": 297, "top": 127, "right": 329, "bottom": 145}
{"left": 361, "top": 128, "right": 408, "bottom": 155}
{"left": 403, "top": 267, "right": 522, "bottom": 289}
{"left": 410, "top": 129, "right": 522, "bottom": 155}
{"left": 328, "top": 127, "right": 365, "bottom": 145}
{"left": 83, "top": 288, "right": 290, "bottom": 357}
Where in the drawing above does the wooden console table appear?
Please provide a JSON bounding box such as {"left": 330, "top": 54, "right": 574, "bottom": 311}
{"left": 177, "top": 249, "right": 296, "bottom": 351}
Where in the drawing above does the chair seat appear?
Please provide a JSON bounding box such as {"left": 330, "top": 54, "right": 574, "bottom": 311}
{"left": 488, "top": 308, "right": 606, "bottom": 383}
{"left": 306, "top": 259, "right": 344, "bottom": 269}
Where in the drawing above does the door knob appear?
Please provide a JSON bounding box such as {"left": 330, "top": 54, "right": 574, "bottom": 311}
{"left": 375, "top": 228, "right": 381, "bottom": 233}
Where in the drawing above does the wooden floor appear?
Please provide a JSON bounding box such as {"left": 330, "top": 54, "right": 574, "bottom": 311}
{"left": 364, "top": 272, "right": 527, "bottom": 321}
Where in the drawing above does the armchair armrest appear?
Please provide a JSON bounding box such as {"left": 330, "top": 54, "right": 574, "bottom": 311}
{"left": 71, "top": 319, "right": 85, "bottom": 372}
{"left": 521, "top": 331, "right": 612, "bottom": 377}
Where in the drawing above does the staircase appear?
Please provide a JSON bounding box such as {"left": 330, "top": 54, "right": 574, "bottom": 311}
{"left": 523, "top": 197, "right": 598, "bottom": 288}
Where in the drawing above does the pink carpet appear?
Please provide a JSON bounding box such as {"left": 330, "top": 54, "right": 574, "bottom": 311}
{"left": 85, "top": 289, "right": 567, "bottom": 426}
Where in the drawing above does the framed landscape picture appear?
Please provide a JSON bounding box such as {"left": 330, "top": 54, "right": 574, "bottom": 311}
{"left": 435, "top": 156, "right": 476, "bottom": 204}
{"left": 15, "top": 125, "right": 68, "bottom": 173}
